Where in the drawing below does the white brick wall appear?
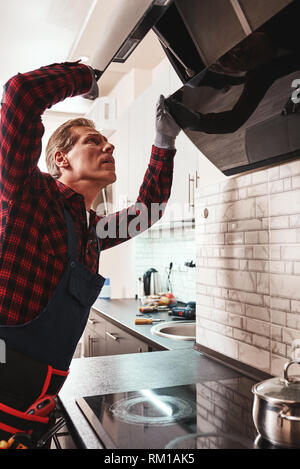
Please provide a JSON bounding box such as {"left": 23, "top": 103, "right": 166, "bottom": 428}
{"left": 195, "top": 159, "right": 300, "bottom": 376}
{"left": 134, "top": 228, "right": 196, "bottom": 303}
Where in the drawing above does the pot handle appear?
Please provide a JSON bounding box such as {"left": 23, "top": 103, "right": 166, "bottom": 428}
{"left": 283, "top": 359, "right": 300, "bottom": 384}
{"left": 278, "top": 405, "right": 300, "bottom": 425}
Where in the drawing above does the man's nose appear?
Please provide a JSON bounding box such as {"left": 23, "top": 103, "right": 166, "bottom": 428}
{"left": 103, "top": 141, "right": 114, "bottom": 152}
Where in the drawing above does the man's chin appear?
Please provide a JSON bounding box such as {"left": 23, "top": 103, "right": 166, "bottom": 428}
{"left": 110, "top": 173, "right": 117, "bottom": 183}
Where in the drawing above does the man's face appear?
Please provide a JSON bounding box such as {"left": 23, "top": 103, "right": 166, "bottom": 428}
{"left": 62, "top": 126, "right": 116, "bottom": 186}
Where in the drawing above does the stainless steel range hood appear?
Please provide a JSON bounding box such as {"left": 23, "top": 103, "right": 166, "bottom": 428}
{"left": 91, "top": 0, "right": 172, "bottom": 72}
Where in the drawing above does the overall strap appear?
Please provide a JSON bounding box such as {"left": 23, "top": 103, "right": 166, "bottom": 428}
{"left": 63, "top": 209, "right": 78, "bottom": 259}
{"left": 93, "top": 226, "right": 101, "bottom": 258}
{"left": 64, "top": 209, "right": 101, "bottom": 259}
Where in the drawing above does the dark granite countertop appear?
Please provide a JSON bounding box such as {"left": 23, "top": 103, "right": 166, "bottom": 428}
{"left": 91, "top": 298, "right": 194, "bottom": 351}
{"left": 58, "top": 349, "right": 244, "bottom": 449}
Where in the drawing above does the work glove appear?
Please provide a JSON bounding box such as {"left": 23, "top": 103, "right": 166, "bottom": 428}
{"left": 82, "top": 66, "right": 102, "bottom": 100}
{"left": 154, "top": 95, "right": 181, "bottom": 150}
{"left": 166, "top": 96, "right": 203, "bottom": 131}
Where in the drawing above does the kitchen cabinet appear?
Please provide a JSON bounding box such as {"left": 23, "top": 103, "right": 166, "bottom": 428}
{"left": 239, "top": 0, "right": 292, "bottom": 31}
{"left": 162, "top": 131, "right": 199, "bottom": 223}
{"left": 105, "top": 321, "right": 148, "bottom": 356}
{"left": 110, "top": 61, "right": 200, "bottom": 222}
{"left": 83, "top": 309, "right": 150, "bottom": 357}
{"left": 176, "top": 0, "right": 246, "bottom": 66}
{"left": 176, "top": 0, "right": 291, "bottom": 66}
{"left": 127, "top": 94, "right": 148, "bottom": 205}
{"left": 109, "top": 109, "right": 130, "bottom": 211}
{"left": 83, "top": 310, "right": 106, "bottom": 358}
{"left": 131, "top": 68, "right": 199, "bottom": 222}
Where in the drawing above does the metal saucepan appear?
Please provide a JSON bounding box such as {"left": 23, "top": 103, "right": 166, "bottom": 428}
{"left": 252, "top": 359, "right": 300, "bottom": 448}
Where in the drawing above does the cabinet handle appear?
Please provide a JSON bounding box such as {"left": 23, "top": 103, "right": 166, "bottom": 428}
{"left": 195, "top": 170, "right": 200, "bottom": 189}
{"left": 188, "top": 173, "right": 195, "bottom": 210}
{"left": 88, "top": 336, "right": 98, "bottom": 356}
{"left": 106, "top": 331, "right": 119, "bottom": 341}
{"left": 88, "top": 335, "right": 92, "bottom": 356}
{"left": 88, "top": 318, "right": 98, "bottom": 325}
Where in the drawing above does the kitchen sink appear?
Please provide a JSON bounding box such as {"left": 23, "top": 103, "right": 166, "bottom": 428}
{"left": 150, "top": 321, "right": 196, "bottom": 341}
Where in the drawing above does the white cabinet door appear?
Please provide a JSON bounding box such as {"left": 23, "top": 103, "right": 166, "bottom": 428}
{"left": 162, "top": 131, "right": 199, "bottom": 223}
{"left": 144, "top": 71, "right": 171, "bottom": 155}
{"left": 110, "top": 110, "right": 129, "bottom": 211}
{"left": 111, "top": 64, "right": 201, "bottom": 222}
{"left": 127, "top": 71, "right": 170, "bottom": 205}
{"left": 128, "top": 94, "right": 149, "bottom": 205}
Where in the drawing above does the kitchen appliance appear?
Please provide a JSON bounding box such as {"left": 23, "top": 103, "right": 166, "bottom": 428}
{"left": 164, "top": 1, "right": 300, "bottom": 176}
{"left": 252, "top": 359, "right": 300, "bottom": 448}
{"left": 87, "top": 0, "right": 297, "bottom": 174}
{"left": 76, "top": 376, "right": 258, "bottom": 449}
{"left": 88, "top": 0, "right": 173, "bottom": 76}
{"left": 143, "top": 268, "right": 162, "bottom": 296}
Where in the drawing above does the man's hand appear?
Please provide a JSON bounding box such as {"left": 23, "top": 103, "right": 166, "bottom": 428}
{"left": 82, "top": 67, "right": 102, "bottom": 100}
{"left": 166, "top": 96, "right": 203, "bottom": 131}
{"left": 154, "top": 95, "right": 181, "bottom": 149}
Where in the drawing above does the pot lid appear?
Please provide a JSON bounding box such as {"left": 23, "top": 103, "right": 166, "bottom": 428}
{"left": 253, "top": 360, "right": 300, "bottom": 403}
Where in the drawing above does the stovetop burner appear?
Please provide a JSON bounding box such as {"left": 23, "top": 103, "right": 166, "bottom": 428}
{"left": 76, "top": 375, "right": 260, "bottom": 449}
{"left": 109, "top": 392, "right": 196, "bottom": 427}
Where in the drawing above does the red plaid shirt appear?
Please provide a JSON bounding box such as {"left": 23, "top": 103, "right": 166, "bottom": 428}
{"left": 0, "top": 62, "right": 175, "bottom": 325}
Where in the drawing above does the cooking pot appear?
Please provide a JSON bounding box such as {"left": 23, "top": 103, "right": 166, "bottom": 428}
{"left": 252, "top": 359, "right": 300, "bottom": 448}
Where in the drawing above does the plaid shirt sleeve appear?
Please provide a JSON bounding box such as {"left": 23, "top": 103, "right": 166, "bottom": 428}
{"left": 96, "top": 145, "right": 176, "bottom": 250}
{"left": 0, "top": 62, "right": 92, "bottom": 200}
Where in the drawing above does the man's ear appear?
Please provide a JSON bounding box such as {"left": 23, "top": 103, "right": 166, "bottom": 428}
{"left": 54, "top": 151, "right": 70, "bottom": 169}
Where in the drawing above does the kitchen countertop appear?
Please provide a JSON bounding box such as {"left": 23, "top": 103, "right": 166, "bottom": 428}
{"left": 91, "top": 298, "right": 194, "bottom": 351}
{"left": 58, "top": 298, "right": 268, "bottom": 449}
{"left": 58, "top": 348, "right": 245, "bottom": 449}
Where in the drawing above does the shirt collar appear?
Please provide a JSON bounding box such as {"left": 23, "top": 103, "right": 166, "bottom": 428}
{"left": 55, "top": 179, "right": 83, "bottom": 201}
{"left": 55, "top": 179, "right": 97, "bottom": 222}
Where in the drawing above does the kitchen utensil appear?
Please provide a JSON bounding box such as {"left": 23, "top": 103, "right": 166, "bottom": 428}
{"left": 135, "top": 318, "right": 165, "bottom": 325}
{"left": 143, "top": 269, "right": 162, "bottom": 296}
{"left": 252, "top": 359, "right": 300, "bottom": 448}
{"left": 139, "top": 306, "right": 170, "bottom": 313}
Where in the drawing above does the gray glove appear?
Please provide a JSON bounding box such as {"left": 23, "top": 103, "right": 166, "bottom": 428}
{"left": 82, "top": 66, "right": 102, "bottom": 100}
{"left": 154, "top": 95, "right": 181, "bottom": 150}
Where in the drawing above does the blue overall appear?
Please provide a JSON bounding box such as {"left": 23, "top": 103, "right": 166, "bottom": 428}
{"left": 0, "top": 209, "right": 105, "bottom": 371}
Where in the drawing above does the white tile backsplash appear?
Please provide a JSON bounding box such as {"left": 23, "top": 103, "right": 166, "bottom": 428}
{"left": 134, "top": 227, "right": 196, "bottom": 303}
{"left": 195, "top": 159, "right": 300, "bottom": 376}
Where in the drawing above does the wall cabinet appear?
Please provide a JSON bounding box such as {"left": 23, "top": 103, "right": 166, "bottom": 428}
{"left": 176, "top": 0, "right": 246, "bottom": 66}
{"left": 83, "top": 310, "right": 150, "bottom": 357}
{"left": 239, "top": 0, "right": 291, "bottom": 31}
{"left": 176, "top": 0, "right": 291, "bottom": 66}
{"left": 109, "top": 110, "right": 129, "bottom": 211}
{"left": 110, "top": 62, "right": 199, "bottom": 222}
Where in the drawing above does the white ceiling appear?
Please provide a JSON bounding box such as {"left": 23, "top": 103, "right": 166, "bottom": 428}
{"left": 0, "top": 0, "right": 165, "bottom": 111}
{"left": 0, "top": 0, "right": 95, "bottom": 82}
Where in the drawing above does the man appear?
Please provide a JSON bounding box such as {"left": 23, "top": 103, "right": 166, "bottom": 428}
{"left": 0, "top": 61, "right": 180, "bottom": 447}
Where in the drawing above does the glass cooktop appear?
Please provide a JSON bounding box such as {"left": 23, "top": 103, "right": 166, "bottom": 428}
{"left": 76, "top": 377, "right": 259, "bottom": 449}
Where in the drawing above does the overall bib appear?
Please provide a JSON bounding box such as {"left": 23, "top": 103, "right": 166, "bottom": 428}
{"left": 0, "top": 209, "right": 105, "bottom": 439}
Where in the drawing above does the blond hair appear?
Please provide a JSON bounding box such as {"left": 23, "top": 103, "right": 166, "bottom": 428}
{"left": 45, "top": 117, "right": 96, "bottom": 179}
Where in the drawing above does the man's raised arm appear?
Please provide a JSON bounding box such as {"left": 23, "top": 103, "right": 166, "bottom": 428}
{"left": 0, "top": 62, "right": 93, "bottom": 200}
